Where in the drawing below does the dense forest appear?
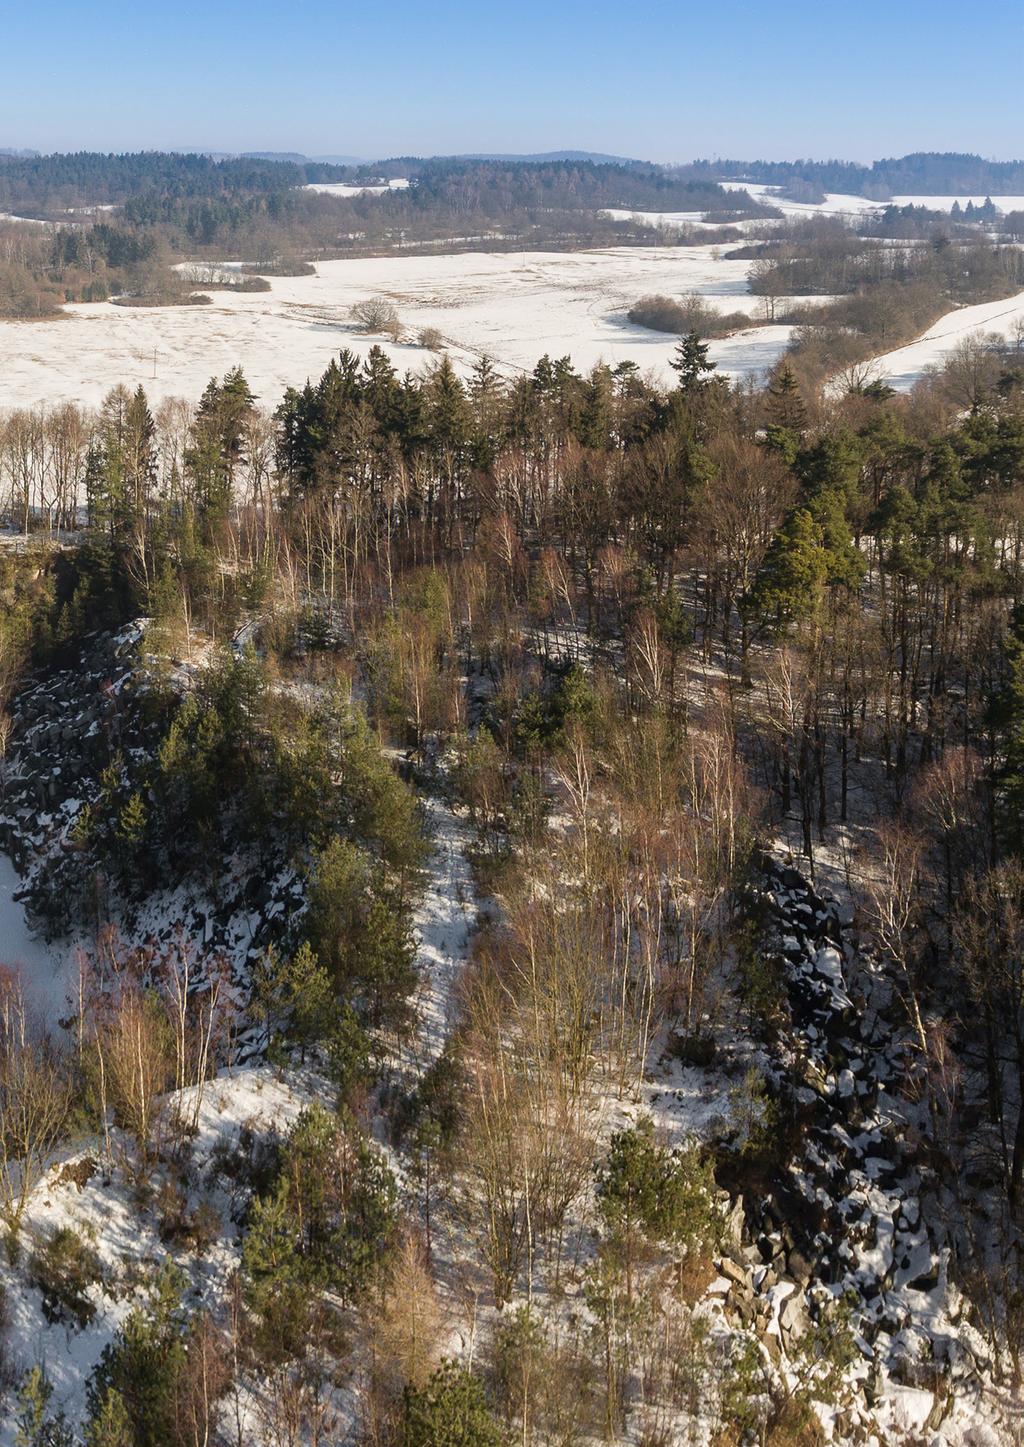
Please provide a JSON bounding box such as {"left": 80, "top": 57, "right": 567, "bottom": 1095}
{"left": 0, "top": 312, "right": 1022, "bottom": 1439}
{"left": 0, "top": 152, "right": 776, "bottom": 318}
{"left": 684, "top": 152, "right": 1024, "bottom": 201}
{"left": 0, "top": 152, "right": 755, "bottom": 224}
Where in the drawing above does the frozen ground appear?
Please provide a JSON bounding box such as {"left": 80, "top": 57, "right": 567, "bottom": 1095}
{"left": 0, "top": 854, "right": 74, "bottom": 1026}
{"left": 0, "top": 245, "right": 796, "bottom": 409}
{"left": 868, "top": 288, "right": 1024, "bottom": 390}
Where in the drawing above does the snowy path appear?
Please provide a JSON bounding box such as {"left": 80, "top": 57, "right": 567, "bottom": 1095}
{"left": 411, "top": 796, "right": 476, "bottom": 1068}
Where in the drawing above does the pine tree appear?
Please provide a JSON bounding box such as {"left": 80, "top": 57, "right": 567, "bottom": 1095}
{"left": 84, "top": 1390, "right": 132, "bottom": 1447}
{"left": 742, "top": 507, "right": 828, "bottom": 635}
{"left": 766, "top": 361, "right": 807, "bottom": 434}
{"left": 669, "top": 331, "right": 716, "bottom": 394}
{"left": 14, "top": 1367, "right": 73, "bottom": 1447}
{"left": 86, "top": 1266, "right": 189, "bottom": 1447}
{"left": 400, "top": 1361, "right": 505, "bottom": 1447}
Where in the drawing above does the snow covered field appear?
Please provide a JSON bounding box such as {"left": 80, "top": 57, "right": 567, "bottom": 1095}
{"left": 722, "top": 182, "right": 1024, "bottom": 221}
{"left": 718, "top": 179, "right": 883, "bottom": 221}
{"left": 303, "top": 177, "right": 410, "bottom": 197}
{"left": 889, "top": 193, "right": 1024, "bottom": 212}
{"left": 0, "top": 245, "right": 796, "bottom": 410}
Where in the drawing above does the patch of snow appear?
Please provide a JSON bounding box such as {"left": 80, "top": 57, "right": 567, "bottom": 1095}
{"left": 304, "top": 178, "right": 410, "bottom": 198}
{"left": 0, "top": 854, "right": 75, "bottom": 1026}
{"left": 0, "top": 1063, "right": 316, "bottom": 1442}
{"left": 718, "top": 180, "right": 884, "bottom": 220}
{"left": 412, "top": 798, "right": 476, "bottom": 1068}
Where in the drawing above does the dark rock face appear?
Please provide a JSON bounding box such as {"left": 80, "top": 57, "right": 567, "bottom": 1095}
{"left": 717, "top": 857, "right": 972, "bottom": 1409}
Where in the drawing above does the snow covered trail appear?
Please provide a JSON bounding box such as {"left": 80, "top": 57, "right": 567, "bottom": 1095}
{"left": 411, "top": 796, "right": 477, "bottom": 1069}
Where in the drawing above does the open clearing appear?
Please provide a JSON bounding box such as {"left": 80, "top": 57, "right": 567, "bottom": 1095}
{"left": 0, "top": 244, "right": 795, "bottom": 409}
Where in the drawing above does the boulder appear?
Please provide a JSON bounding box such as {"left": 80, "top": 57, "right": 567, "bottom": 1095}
{"left": 779, "top": 1291, "right": 810, "bottom": 1343}
{"left": 786, "top": 1246, "right": 814, "bottom": 1285}
{"left": 719, "top": 1256, "right": 749, "bottom": 1290}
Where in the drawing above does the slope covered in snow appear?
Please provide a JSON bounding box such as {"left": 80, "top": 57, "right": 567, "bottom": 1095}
{"left": 870, "top": 289, "right": 1024, "bottom": 390}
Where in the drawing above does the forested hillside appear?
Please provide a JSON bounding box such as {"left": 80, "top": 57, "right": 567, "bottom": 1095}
{"left": 0, "top": 325, "right": 1022, "bottom": 1441}
{"left": 685, "top": 152, "right": 1024, "bottom": 201}
{"left": 0, "top": 152, "right": 773, "bottom": 316}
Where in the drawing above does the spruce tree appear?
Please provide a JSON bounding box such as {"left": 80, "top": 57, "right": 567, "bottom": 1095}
{"left": 669, "top": 331, "right": 716, "bottom": 394}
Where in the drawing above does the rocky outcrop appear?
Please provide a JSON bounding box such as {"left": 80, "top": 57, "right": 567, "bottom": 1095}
{"left": 713, "top": 859, "right": 996, "bottom": 1434}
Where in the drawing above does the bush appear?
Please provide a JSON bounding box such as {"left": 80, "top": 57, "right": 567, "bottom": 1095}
{"left": 399, "top": 1360, "right": 505, "bottom": 1446}
{"left": 418, "top": 326, "right": 444, "bottom": 351}
{"left": 28, "top": 1225, "right": 104, "bottom": 1329}
{"left": 627, "top": 293, "right": 750, "bottom": 338}
{"left": 351, "top": 296, "right": 401, "bottom": 335}
{"left": 241, "top": 258, "right": 314, "bottom": 277}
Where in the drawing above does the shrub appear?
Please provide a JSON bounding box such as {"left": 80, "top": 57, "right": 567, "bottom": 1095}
{"left": 242, "top": 258, "right": 314, "bottom": 277}
{"left": 418, "top": 326, "right": 444, "bottom": 351}
{"left": 627, "top": 293, "right": 751, "bottom": 338}
{"left": 28, "top": 1224, "right": 104, "bottom": 1329}
{"left": 351, "top": 296, "right": 400, "bottom": 333}
{"left": 399, "top": 1360, "right": 506, "bottom": 1446}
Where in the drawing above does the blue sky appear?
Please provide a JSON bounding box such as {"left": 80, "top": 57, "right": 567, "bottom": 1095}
{"left": 3, "top": 0, "right": 1022, "bottom": 161}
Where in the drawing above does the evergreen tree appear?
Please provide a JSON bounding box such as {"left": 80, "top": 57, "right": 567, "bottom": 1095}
{"left": 84, "top": 1390, "right": 132, "bottom": 1447}
{"left": 765, "top": 360, "right": 807, "bottom": 451}
{"left": 14, "top": 1368, "right": 73, "bottom": 1447}
{"left": 742, "top": 507, "right": 828, "bottom": 635}
{"left": 85, "top": 1265, "right": 188, "bottom": 1447}
{"left": 669, "top": 332, "right": 716, "bottom": 394}
{"left": 400, "top": 1361, "right": 505, "bottom": 1447}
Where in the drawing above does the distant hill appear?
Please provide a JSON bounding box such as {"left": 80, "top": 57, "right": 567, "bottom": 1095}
{"left": 242, "top": 151, "right": 367, "bottom": 166}
{"left": 241, "top": 151, "right": 311, "bottom": 164}
{"left": 310, "top": 154, "right": 367, "bottom": 166}
{"left": 682, "top": 151, "right": 1024, "bottom": 199}
{"left": 454, "top": 149, "right": 644, "bottom": 165}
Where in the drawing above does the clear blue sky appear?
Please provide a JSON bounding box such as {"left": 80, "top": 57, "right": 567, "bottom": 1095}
{"left": 4, "top": 0, "right": 1022, "bottom": 162}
